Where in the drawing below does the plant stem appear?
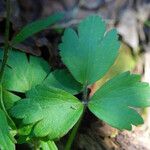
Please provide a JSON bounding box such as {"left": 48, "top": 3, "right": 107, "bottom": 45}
{"left": 0, "top": 0, "right": 16, "bottom": 129}
{"left": 83, "top": 84, "right": 88, "bottom": 103}
{"left": 64, "top": 106, "right": 86, "bottom": 150}
{"left": 64, "top": 85, "right": 88, "bottom": 150}
{"left": 0, "top": 0, "right": 11, "bottom": 82}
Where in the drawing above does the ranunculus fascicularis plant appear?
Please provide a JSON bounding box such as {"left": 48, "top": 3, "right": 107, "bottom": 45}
{"left": 0, "top": 14, "right": 150, "bottom": 150}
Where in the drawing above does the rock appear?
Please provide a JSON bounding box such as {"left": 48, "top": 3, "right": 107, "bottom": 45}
{"left": 117, "top": 9, "right": 139, "bottom": 50}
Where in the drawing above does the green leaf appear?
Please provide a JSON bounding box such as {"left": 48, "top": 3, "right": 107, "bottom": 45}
{"left": 43, "top": 69, "right": 82, "bottom": 95}
{"left": 0, "top": 109, "right": 15, "bottom": 150}
{"left": 2, "top": 89, "right": 20, "bottom": 110}
{"left": 40, "top": 140, "right": 58, "bottom": 150}
{"left": 0, "top": 83, "right": 20, "bottom": 110}
{"left": 17, "top": 124, "right": 34, "bottom": 144}
{"left": 18, "top": 124, "right": 34, "bottom": 136}
{"left": 0, "top": 49, "right": 50, "bottom": 92}
{"left": 59, "top": 15, "right": 120, "bottom": 85}
{"left": 88, "top": 72, "right": 150, "bottom": 130}
{"left": 10, "top": 85, "right": 83, "bottom": 139}
{"left": 11, "top": 13, "right": 63, "bottom": 45}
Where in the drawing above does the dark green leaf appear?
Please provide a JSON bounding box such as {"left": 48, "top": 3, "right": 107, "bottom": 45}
{"left": 11, "top": 13, "right": 63, "bottom": 45}
{"left": 0, "top": 109, "right": 15, "bottom": 150}
{"left": 59, "top": 15, "right": 120, "bottom": 85}
{"left": 88, "top": 72, "right": 150, "bottom": 130}
{"left": 10, "top": 85, "right": 83, "bottom": 139}
{"left": 0, "top": 49, "right": 50, "bottom": 92}
{"left": 43, "top": 69, "right": 82, "bottom": 94}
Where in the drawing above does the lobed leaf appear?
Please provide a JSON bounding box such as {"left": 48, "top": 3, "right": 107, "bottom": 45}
{"left": 10, "top": 85, "right": 83, "bottom": 139}
{"left": 0, "top": 49, "right": 50, "bottom": 92}
{"left": 1, "top": 89, "right": 20, "bottom": 110}
{"left": 88, "top": 72, "right": 150, "bottom": 130}
{"left": 0, "top": 109, "right": 15, "bottom": 150}
{"left": 59, "top": 15, "right": 120, "bottom": 86}
{"left": 43, "top": 69, "right": 82, "bottom": 95}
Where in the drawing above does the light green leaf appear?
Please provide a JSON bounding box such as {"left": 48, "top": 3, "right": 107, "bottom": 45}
{"left": 43, "top": 69, "right": 82, "bottom": 95}
{"left": 17, "top": 124, "right": 34, "bottom": 144}
{"left": 0, "top": 49, "right": 50, "bottom": 92}
{"left": 11, "top": 13, "right": 63, "bottom": 45}
{"left": 0, "top": 85, "right": 18, "bottom": 129}
{"left": 0, "top": 109, "right": 15, "bottom": 150}
{"left": 10, "top": 85, "right": 83, "bottom": 139}
{"left": 18, "top": 124, "right": 34, "bottom": 136}
{"left": 40, "top": 140, "right": 58, "bottom": 150}
{"left": 2, "top": 89, "right": 20, "bottom": 110}
{"left": 88, "top": 72, "right": 150, "bottom": 130}
{"left": 59, "top": 15, "right": 120, "bottom": 85}
{"left": 0, "top": 83, "right": 20, "bottom": 110}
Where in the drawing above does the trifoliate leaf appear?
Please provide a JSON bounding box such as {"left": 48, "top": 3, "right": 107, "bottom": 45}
{"left": 0, "top": 109, "right": 15, "bottom": 150}
{"left": 59, "top": 15, "right": 120, "bottom": 86}
{"left": 88, "top": 72, "right": 150, "bottom": 130}
{"left": 40, "top": 140, "right": 58, "bottom": 150}
{"left": 43, "top": 69, "right": 82, "bottom": 95}
{"left": 11, "top": 13, "right": 63, "bottom": 45}
{"left": 10, "top": 85, "right": 83, "bottom": 139}
{"left": 0, "top": 49, "right": 50, "bottom": 92}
